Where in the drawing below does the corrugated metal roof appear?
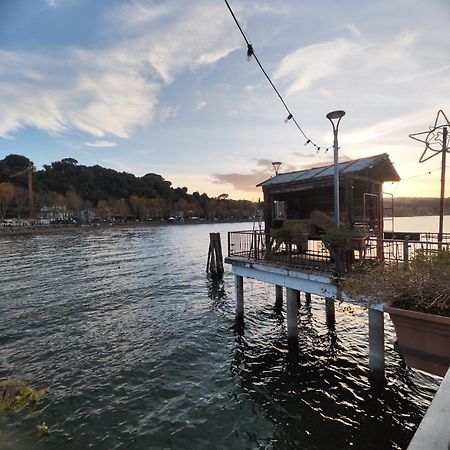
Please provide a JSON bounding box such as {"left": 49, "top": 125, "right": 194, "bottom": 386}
{"left": 258, "top": 153, "right": 399, "bottom": 187}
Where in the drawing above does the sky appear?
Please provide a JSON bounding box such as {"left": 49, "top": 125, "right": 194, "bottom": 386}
{"left": 0, "top": 0, "right": 449, "bottom": 200}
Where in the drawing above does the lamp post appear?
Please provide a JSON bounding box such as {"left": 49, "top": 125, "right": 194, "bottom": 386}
{"left": 326, "top": 110, "right": 346, "bottom": 231}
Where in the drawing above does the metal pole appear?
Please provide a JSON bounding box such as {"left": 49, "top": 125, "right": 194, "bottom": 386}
{"left": 333, "top": 129, "right": 340, "bottom": 231}
{"left": 438, "top": 127, "right": 447, "bottom": 244}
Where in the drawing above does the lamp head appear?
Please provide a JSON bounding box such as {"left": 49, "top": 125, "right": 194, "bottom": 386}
{"left": 326, "top": 110, "right": 346, "bottom": 132}
{"left": 326, "top": 110, "right": 346, "bottom": 120}
{"left": 272, "top": 161, "right": 282, "bottom": 175}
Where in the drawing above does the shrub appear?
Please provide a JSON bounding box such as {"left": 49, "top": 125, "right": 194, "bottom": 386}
{"left": 342, "top": 250, "right": 450, "bottom": 317}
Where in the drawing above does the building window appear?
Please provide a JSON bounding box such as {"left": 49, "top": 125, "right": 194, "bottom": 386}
{"left": 274, "top": 201, "right": 286, "bottom": 219}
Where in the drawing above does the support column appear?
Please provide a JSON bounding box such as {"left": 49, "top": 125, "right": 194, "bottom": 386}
{"left": 286, "top": 288, "right": 298, "bottom": 341}
{"left": 275, "top": 285, "right": 283, "bottom": 310}
{"left": 369, "top": 305, "right": 385, "bottom": 384}
{"left": 295, "top": 290, "right": 301, "bottom": 308}
{"left": 325, "top": 297, "right": 335, "bottom": 329}
{"left": 235, "top": 275, "right": 244, "bottom": 322}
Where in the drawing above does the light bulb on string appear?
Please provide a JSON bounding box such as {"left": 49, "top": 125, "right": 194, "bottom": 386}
{"left": 247, "top": 44, "right": 254, "bottom": 60}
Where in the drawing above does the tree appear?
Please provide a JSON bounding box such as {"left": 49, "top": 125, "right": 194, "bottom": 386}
{"left": 96, "top": 200, "right": 111, "bottom": 219}
{"left": 14, "top": 186, "right": 28, "bottom": 218}
{"left": 61, "top": 158, "right": 78, "bottom": 165}
{"left": 114, "top": 198, "right": 129, "bottom": 220}
{"left": 0, "top": 183, "right": 16, "bottom": 219}
{"left": 66, "top": 190, "right": 83, "bottom": 216}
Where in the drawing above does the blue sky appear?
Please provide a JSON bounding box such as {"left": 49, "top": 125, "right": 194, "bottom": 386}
{"left": 0, "top": 0, "right": 449, "bottom": 200}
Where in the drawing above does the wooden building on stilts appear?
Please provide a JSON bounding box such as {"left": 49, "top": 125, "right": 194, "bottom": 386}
{"left": 225, "top": 153, "right": 404, "bottom": 384}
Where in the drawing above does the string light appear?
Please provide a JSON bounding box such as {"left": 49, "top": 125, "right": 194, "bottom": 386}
{"left": 223, "top": 0, "right": 328, "bottom": 155}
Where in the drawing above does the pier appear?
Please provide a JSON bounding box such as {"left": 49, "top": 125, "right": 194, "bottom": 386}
{"left": 226, "top": 230, "right": 449, "bottom": 378}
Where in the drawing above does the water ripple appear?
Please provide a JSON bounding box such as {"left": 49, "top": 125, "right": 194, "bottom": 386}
{"left": 0, "top": 223, "right": 440, "bottom": 450}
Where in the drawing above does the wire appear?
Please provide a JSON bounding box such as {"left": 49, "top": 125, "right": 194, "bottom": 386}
{"left": 223, "top": 0, "right": 330, "bottom": 153}
{"left": 391, "top": 166, "right": 449, "bottom": 183}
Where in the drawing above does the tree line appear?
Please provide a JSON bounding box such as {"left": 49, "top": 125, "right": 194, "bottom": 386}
{"left": 0, "top": 154, "right": 256, "bottom": 221}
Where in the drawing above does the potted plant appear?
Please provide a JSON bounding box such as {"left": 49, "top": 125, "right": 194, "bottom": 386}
{"left": 343, "top": 249, "right": 450, "bottom": 376}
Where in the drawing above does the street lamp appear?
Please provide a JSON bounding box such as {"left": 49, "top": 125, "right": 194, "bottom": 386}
{"left": 272, "top": 161, "right": 282, "bottom": 176}
{"left": 326, "top": 110, "right": 346, "bottom": 231}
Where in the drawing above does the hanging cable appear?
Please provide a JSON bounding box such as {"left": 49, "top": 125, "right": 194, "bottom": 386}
{"left": 223, "top": 0, "right": 330, "bottom": 153}
{"left": 390, "top": 166, "right": 449, "bottom": 183}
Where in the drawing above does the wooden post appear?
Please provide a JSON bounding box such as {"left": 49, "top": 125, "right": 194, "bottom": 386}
{"left": 235, "top": 275, "right": 244, "bottom": 322}
{"left": 369, "top": 305, "right": 385, "bottom": 384}
{"left": 275, "top": 285, "right": 283, "bottom": 310}
{"left": 207, "top": 232, "right": 224, "bottom": 276}
{"left": 325, "top": 297, "right": 335, "bottom": 329}
{"left": 286, "top": 288, "right": 298, "bottom": 341}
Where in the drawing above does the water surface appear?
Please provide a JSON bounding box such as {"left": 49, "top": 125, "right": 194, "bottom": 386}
{"left": 0, "top": 221, "right": 441, "bottom": 449}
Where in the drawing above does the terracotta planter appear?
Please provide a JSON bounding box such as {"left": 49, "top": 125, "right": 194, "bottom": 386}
{"left": 385, "top": 303, "right": 450, "bottom": 377}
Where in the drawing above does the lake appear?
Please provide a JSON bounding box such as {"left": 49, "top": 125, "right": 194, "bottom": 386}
{"left": 0, "top": 218, "right": 445, "bottom": 449}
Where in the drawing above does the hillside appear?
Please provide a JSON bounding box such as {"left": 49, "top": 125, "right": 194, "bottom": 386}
{"left": 390, "top": 197, "right": 450, "bottom": 217}
{"left": 0, "top": 154, "right": 255, "bottom": 220}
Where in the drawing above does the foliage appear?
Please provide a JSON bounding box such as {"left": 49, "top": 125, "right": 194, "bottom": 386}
{"left": 271, "top": 220, "right": 310, "bottom": 239}
{"left": 342, "top": 250, "right": 450, "bottom": 317}
{"left": 0, "top": 379, "right": 48, "bottom": 415}
{"left": 0, "top": 182, "right": 16, "bottom": 219}
{"left": 321, "top": 229, "right": 367, "bottom": 250}
{"left": 0, "top": 154, "right": 257, "bottom": 220}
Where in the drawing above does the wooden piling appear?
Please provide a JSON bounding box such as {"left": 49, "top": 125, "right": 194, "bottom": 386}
{"left": 325, "top": 297, "right": 335, "bottom": 329}
{"left": 207, "top": 232, "right": 224, "bottom": 276}
{"left": 305, "top": 292, "right": 312, "bottom": 306}
{"left": 296, "top": 290, "right": 301, "bottom": 308}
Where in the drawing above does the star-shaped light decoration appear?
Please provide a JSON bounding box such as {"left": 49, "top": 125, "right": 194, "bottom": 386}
{"left": 409, "top": 110, "right": 450, "bottom": 163}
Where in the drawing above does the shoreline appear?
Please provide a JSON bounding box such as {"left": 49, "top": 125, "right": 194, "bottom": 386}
{"left": 0, "top": 219, "right": 252, "bottom": 237}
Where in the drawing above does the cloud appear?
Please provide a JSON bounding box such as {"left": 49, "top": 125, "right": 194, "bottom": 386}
{"left": 196, "top": 100, "right": 207, "bottom": 111}
{"left": 212, "top": 159, "right": 297, "bottom": 192}
{"left": 0, "top": 0, "right": 241, "bottom": 139}
{"left": 159, "top": 106, "right": 178, "bottom": 122}
{"left": 85, "top": 140, "right": 118, "bottom": 148}
{"left": 274, "top": 38, "right": 365, "bottom": 95}
{"left": 341, "top": 108, "right": 438, "bottom": 144}
{"left": 273, "top": 29, "right": 427, "bottom": 97}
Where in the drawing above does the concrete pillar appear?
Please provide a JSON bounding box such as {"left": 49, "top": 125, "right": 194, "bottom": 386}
{"left": 295, "top": 290, "right": 301, "bottom": 308}
{"left": 286, "top": 288, "right": 298, "bottom": 341}
{"left": 235, "top": 275, "right": 244, "bottom": 322}
{"left": 275, "top": 285, "right": 283, "bottom": 310}
{"left": 368, "top": 305, "right": 385, "bottom": 384}
{"left": 325, "top": 297, "right": 335, "bottom": 329}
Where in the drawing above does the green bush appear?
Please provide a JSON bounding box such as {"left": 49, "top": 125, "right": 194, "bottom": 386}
{"left": 343, "top": 250, "right": 450, "bottom": 317}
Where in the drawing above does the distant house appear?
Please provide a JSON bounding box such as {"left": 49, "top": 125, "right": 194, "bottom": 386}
{"left": 38, "top": 205, "right": 69, "bottom": 221}
{"left": 79, "top": 209, "right": 96, "bottom": 222}
{"left": 258, "top": 153, "right": 400, "bottom": 239}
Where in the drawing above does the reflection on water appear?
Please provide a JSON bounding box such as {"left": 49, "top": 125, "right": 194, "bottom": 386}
{"left": 0, "top": 222, "right": 441, "bottom": 449}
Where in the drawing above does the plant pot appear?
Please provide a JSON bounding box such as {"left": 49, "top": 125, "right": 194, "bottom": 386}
{"left": 385, "top": 303, "right": 450, "bottom": 377}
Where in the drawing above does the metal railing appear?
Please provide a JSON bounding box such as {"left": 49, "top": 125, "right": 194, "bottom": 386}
{"left": 228, "top": 230, "right": 450, "bottom": 272}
